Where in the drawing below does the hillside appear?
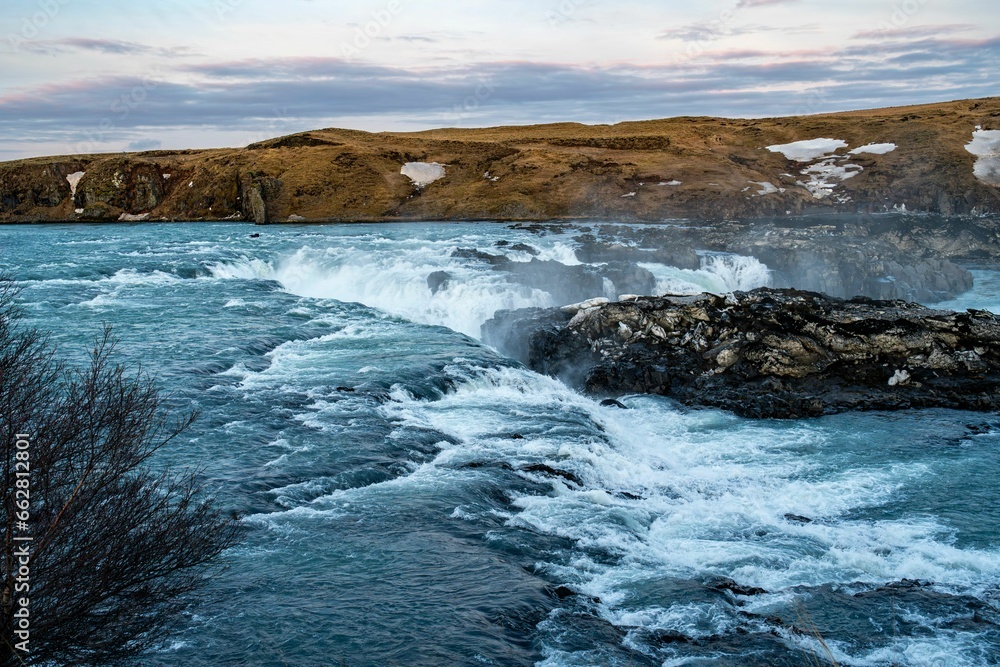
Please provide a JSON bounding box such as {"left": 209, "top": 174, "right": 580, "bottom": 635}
{"left": 2, "top": 97, "right": 999, "bottom": 223}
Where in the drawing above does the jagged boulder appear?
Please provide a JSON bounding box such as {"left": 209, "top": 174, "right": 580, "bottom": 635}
{"left": 483, "top": 288, "right": 1000, "bottom": 418}
{"left": 427, "top": 271, "right": 452, "bottom": 294}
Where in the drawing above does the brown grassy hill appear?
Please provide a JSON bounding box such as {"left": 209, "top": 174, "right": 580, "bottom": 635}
{"left": 2, "top": 97, "right": 999, "bottom": 223}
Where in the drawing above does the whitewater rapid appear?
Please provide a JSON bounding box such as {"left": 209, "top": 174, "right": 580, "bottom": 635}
{"left": 3, "top": 221, "right": 997, "bottom": 667}
{"left": 207, "top": 240, "right": 772, "bottom": 337}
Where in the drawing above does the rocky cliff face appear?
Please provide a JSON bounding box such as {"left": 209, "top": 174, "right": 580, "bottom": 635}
{"left": 483, "top": 289, "right": 1000, "bottom": 419}
{"left": 2, "top": 98, "right": 999, "bottom": 223}
{"left": 566, "top": 219, "right": 977, "bottom": 303}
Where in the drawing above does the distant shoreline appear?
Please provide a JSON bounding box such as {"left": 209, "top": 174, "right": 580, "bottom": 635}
{"left": 2, "top": 97, "right": 999, "bottom": 224}
{"left": 1, "top": 210, "right": 997, "bottom": 228}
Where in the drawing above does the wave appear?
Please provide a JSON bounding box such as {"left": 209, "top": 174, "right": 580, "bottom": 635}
{"left": 23, "top": 268, "right": 182, "bottom": 288}
{"left": 367, "top": 364, "right": 1000, "bottom": 665}
{"left": 206, "top": 243, "right": 773, "bottom": 337}
{"left": 206, "top": 246, "right": 555, "bottom": 337}
{"left": 641, "top": 253, "right": 772, "bottom": 295}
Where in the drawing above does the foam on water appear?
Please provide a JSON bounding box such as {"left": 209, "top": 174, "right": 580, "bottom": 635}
{"left": 641, "top": 253, "right": 772, "bottom": 295}
{"left": 207, "top": 245, "right": 556, "bottom": 337}
{"left": 371, "top": 363, "right": 1000, "bottom": 664}
{"left": 25, "top": 268, "right": 180, "bottom": 289}
{"left": 7, "top": 222, "right": 998, "bottom": 665}
{"left": 207, "top": 238, "right": 769, "bottom": 335}
{"left": 934, "top": 269, "right": 1000, "bottom": 313}
{"left": 526, "top": 241, "right": 582, "bottom": 266}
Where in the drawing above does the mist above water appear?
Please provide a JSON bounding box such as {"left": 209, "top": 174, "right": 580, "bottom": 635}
{"left": 641, "top": 253, "right": 772, "bottom": 296}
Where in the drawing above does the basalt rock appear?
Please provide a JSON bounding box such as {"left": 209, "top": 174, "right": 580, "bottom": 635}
{"left": 427, "top": 270, "right": 452, "bottom": 294}
{"left": 482, "top": 288, "right": 1000, "bottom": 419}
{"left": 452, "top": 248, "right": 509, "bottom": 265}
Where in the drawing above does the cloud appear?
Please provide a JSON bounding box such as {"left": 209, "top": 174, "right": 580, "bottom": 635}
{"left": 735, "top": 0, "right": 801, "bottom": 7}
{"left": 1, "top": 34, "right": 998, "bottom": 157}
{"left": 393, "top": 35, "right": 439, "bottom": 43}
{"left": 658, "top": 22, "right": 733, "bottom": 42}
{"left": 658, "top": 22, "right": 804, "bottom": 42}
{"left": 126, "top": 139, "right": 162, "bottom": 151}
{"left": 16, "top": 38, "right": 190, "bottom": 58}
{"left": 852, "top": 24, "right": 977, "bottom": 41}
{"left": 177, "top": 57, "right": 402, "bottom": 80}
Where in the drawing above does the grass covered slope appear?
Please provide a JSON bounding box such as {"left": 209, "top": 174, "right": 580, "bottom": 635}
{"left": 2, "top": 97, "right": 999, "bottom": 223}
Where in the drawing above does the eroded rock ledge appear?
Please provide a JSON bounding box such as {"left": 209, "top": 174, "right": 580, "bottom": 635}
{"left": 483, "top": 288, "right": 1000, "bottom": 418}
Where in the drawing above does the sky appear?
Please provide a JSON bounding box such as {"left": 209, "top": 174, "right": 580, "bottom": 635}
{"left": 0, "top": 0, "right": 997, "bottom": 160}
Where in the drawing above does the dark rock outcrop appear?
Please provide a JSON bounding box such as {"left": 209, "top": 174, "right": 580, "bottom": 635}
{"left": 451, "top": 248, "right": 509, "bottom": 265}
{"left": 246, "top": 183, "right": 268, "bottom": 224}
{"left": 427, "top": 270, "right": 452, "bottom": 294}
{"left": 239, "top": 173, "right": 284, "bottom": 225}
{"left": 483, "top": 288, "right": 1000, "bottom": 419}
{"left": 77, "top": 161, "right": 166, "bottom": 213}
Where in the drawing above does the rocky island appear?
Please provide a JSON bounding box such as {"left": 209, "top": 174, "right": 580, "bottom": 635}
{"left": 483, "top": 289, "right": 1000, "bottom": 419}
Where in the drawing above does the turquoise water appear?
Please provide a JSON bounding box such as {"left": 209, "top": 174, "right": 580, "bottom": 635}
{"left": 2, "top": 222, "right": 998, "bottom": 666}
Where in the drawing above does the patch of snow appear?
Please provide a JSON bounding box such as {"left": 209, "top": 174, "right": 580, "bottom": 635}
{"left": 118, "top": 213, "right": 150, "bottom": 222}
{"left": 163, "top": 173, "right": 171, "bottom": 179}
{"left": 850, "top": 143, "right": 897, "bottom": 155}
{"left": 766, "top": 138, "right": 848, "bottom": 162}
{"left": 965, "top": 129, "right": 1000, "bottom": 186}
{"left": 74, "top": 208, "right": 84, "bottom": 214}
{"left": 66, "top": 171, "right": 85, "bottom": 197}
{"left": 657, "top": 180, "right": 682, "bottom": 186}
{"left": 750, "top": 181, "right": 779, "bottom": 195}
{"left": 401, "top": 162, "right": 446, "bottom": 187}
{"left": 799, "top": 159, "right": 863, "bottom": 199}
{"left": 621, "top": 192, "right": 637, "bottom": 198}
{"left": 188, "top": 181, "right": 194, "bottom": 188}
{"left": 484, "top": 171, "right": 500, "bottom": 182}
